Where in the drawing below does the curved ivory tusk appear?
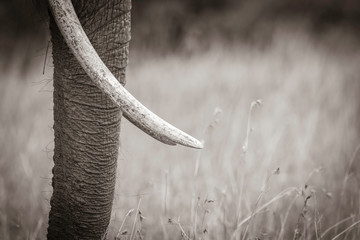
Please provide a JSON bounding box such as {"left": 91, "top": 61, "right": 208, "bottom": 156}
{"left": 48, "top": 0, "right": 203, "bottom": 149}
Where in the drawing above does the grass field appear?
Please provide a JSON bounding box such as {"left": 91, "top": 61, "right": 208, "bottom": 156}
{"left": 0, "top": 26, "right": 359, "bottom": 239}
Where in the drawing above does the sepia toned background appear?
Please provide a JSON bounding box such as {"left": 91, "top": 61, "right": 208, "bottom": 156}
{"left": 0, "top": 0, "right": 360, "bottom": 239}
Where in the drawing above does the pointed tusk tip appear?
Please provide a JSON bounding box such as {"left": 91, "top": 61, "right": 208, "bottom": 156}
{"left": 185, "top": 139, "right": 204, "bottom": 149}
{"left": 196, "top": 140, "right": 205, "bottom": 149}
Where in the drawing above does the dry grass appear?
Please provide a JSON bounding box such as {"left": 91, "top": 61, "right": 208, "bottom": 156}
{"left": 0, "top": 27, "right": 359, "bottom": 239}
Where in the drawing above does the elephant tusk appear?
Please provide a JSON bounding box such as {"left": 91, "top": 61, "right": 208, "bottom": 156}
{"left": 48, "top": 0, "right": 203, "bottom": 149}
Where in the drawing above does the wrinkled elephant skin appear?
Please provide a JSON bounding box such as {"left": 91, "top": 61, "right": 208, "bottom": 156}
{"left": 48, "top": 1, "right": 130, "bottom": 239}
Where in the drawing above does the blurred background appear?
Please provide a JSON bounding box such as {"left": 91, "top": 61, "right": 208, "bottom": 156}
{"left": 1, "top": 0, "right": 360, "bottom": 239}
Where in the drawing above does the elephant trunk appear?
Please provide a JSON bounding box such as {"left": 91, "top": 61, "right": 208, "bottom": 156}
{"left": 47, "top": 1, "right": 131, "bottom": 239}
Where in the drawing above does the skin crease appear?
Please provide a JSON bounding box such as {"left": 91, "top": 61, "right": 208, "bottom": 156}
{"left": 47, "top": 0, "right": 131, "bottom": 239}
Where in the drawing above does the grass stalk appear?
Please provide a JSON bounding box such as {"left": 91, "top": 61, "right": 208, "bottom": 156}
{"left": 130, "top": 198, "right": 142, "bottom": 240}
